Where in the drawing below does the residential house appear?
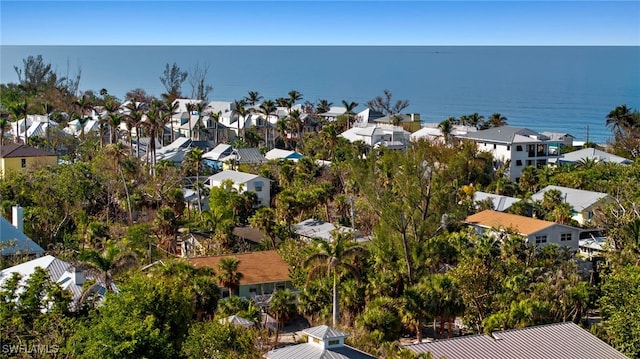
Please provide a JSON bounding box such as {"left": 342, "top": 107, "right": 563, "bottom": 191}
{"left": 264, "top": 148, "right": 303, "bottom": 162}
{"left": 293, "top": 218, "right": 369, "bottom": 243}
{"left": 0, "top": 143, "right": 57, "bottom": 176}
{"left": 0, "top": 255, "right": 110, "bottom": 309}
{"left": 465, "top": 210, "right": 580, "bottom": 250}
{"left": 404, "top": 322, "right": 627, "bottom": 359}
{"left": 1, "top": 206, "right": 44, "bottom": 257}
{"left": 410, "top": 123, "right": 476, "bottom": 143}
{"left": 473, "top": 191, "right": 521, "bottom": 212}
{"left": 340, "top": 123, "right": 411, "bottom": 150}
{"left": 189, "top": 250, "right": 292, "bottom": 299}
{"left": 370, "top": 113, "right": 421, "bottom": 132}
{"left": 264, "top": 325, "right": 377, "bottom": 359}
{"left": 456, "top": 126, "right": 562, "bottom": 182}
{"left": 204, "top": 170, "right": 271, "bottom": 206}
{"left": 530, "top": 185, "right": 613, "bottom": 226}
{"left": 579, "top": 236, "right": 608, "bottom": 260}
{"left": 556, "top": 147, "right": 632, "bottom": 166}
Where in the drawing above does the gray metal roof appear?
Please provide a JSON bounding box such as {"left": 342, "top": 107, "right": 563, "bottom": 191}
{"left": 304, "top": 325, "right": 349, "bottom": 340}
{"left": 265, "top": 343, "right": 376, "bottom": 359}
{"left": 460, "top": 126, "right": 551, "bottom": 144}
{"left": 293, "top": 219, "right": 354, "bottom": 242}
{"left": 405, "top": 322, "right": 628, "bottom": 359}
{"left": 0, "top": 215, "right": 44, "bottom": 256}
{"left": 559, "top": 148, "right": 632, "bottom": 165}
{"left": 207, "top": 170, "right": 262, "bottom": 185}
{"left": 531, "top": 185, "right": 610, "bottom": 212}
{"left": 473, "top": 191, "right": 521, "bottom": 212}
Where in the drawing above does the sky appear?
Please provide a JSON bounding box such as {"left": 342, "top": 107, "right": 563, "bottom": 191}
{"left": 0, "top": 1, "right": 639, "bottom": 46}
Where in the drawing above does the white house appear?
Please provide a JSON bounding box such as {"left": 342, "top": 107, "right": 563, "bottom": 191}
{"left": 265, "top": 325, "right": 376, "bottom": 359}
{"left": 457, "top": 126, "right": 563, "bottom": 182}
{"left": 473, "top": 191, "right": 521, "bottom": 212}
{"left": 530, "top": 185, "right": 613, "bottom": 226}
{"left": 204, "top": 170, "right": 271, "bottom": 206}
{"left": 465, "top": 210, "right": 581, "bottom": 250}
{"left": 264, "top": 148, "right": 303, "bottom": 162}
{"left": 0, "top": 255, "right": 110, "bottom": 310}
{"left": 556, "top": 148, "right": 632, "bottom": 166}
{"left": 340, "top": 123, "right": 411, "bottom": 150}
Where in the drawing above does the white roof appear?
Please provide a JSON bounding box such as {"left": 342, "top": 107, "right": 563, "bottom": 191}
{"left": 203, "top": 144, "right": 233, "bottom": 161}
{"left": 293, "top": 219, "right": 354, "bottom": 242}
{"left": 531, "top": 185, "right": 610, "bottom": 211}
{"left": 265, "top": 148, "right": 303, "bottom": 161}
{"left": 206, "top": 170, "right": 262, "bottom": 185}
{"left": 560, "top": 148, "right": 632, "bottom": 165}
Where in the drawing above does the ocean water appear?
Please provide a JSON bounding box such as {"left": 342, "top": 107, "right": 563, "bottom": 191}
{"left": 1, "top": 46, "right": 639, "bottom": 144}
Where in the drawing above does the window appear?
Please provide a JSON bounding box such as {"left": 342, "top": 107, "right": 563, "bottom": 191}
{"left": 507, "top": 145, "right": 511, "bottom": 151}
{"left": 526, "top": 160, "right": 533, "bottom": 166}
{"left": 516, "top": 160, "right": 523, "bottom": 166}
{"left": 493, "top": 144, "right": 496, "bottom": 149}
{"left": 20, "top": 159, "right": 26, "bottom": 168}
{"left": 516, "top": 145, "right": 523, "bottom": 152}
{"left": 561, "top": 233, "right": 572, "bottom": 241}
{"left": 254, "top": 181, "right": 263, "bottom": 192}
{"left": 328, "top": 339, "right": 340, "bottom": 346}
{"left": 535, "top": 235, "right": 548, "bottom": 244}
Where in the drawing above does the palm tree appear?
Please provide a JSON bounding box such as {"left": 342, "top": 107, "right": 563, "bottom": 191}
{"left": 184, "top": 147, "right": 205, "bottom": 213}
{"left": 269, "top": 289, "right": 296, "bottom": 342}
{"left": 217, "top": 257, "right": 243, "bottom": 297}
{"left": 606, "top": 104, "right": 637, "bottom": 140}
{"left": 438, "top": 118, "right": 454, "bottom": 145}
{"left": 249, "top": 207, "right": 278, "bottom": 249}
{"left": 209, "top": 110, "right": 222, "bottom": 144}
{"left": 76, "top": 245, "right": 138, "bottom": 294}
{"left": 304, "top": 230, "right": 368, "bottom": 327}
{"left": 288, "top": 90, "right": 303, "bottom": 111}
{"left": 316, "top": 99, "right": 333, "bottom": 114}
{"left": 259, "top": 99, "right": 276, "bottom": 149}
{"left": 106, "top": 142, "right": 133, "bottom": 223}
{"left": 342, "top": 100, "right": 358, "bottom": 129}
{"left": 288, "top": 109, "right": 304, "bottom": 150}
{"left": 125, "top": 101, "right": 146, "bottom": 157}
{"left": 194, "top": 102, "right": 207, "bottom": 141}
{"left": 244, "top": 90, "right": 263, "bottom": 106}
{"left": 483, "top": 113, "right": 508, "bottom": 129}
{"left": 185, "top": 102, "right": 196, "bottom": 140}
{"left": 467, "top": 112, "right": 484, "bottom": 129}
{"left": 9, "top": 100, "right": 29, "bottom": 144}
{"left": 232, "top": 99, "right": 248, "bottom": 141}
{"left": 0, "top": 117, "right": 10, "bottom": 146}
{"left": 318, "top": 123, "right": 339, "bottom": 161}
{"left": 144, "top": 101, "right": 167, "bottom": 171}
{"left": 276, "top": 117, "right": 290, "bottom": 149}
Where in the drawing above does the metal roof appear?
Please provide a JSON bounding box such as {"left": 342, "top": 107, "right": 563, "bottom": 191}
{"left": 265, "top": 343, "right": 376, "bottom": 359}
{"left": 293, "top": 219, "right": 354, "bottom": 242}
{"left": 304, "top": 325, "right": 349, "bottom": 340}
{"left": 207, "top": 170, "right": 262, "bottom": 185}
{"left": 559, "top": 148, "right": 632, "bottom": 165}
{"left": 460, "top": 126, "right": 551, "bottom": 144}
{"left": 0, "top": 215, "right": 44, "bottom": 256}
{"left": 405, "top": 322, "right": 628, "bottom": 359}
{"left": 531, "top": 185, "right": 610, "bottom": 212}
{"left": 473, "top": 192, "right": 521, "bottom": 212}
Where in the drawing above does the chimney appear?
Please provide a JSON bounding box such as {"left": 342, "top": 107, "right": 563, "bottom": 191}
{"left": 12, "top": 205, "right": 23, "bottom": 232}
{"left": 73, "top": 267, "right": 85, "bottom": 286}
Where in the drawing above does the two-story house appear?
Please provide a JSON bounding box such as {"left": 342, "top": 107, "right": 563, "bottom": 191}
{"left": 465, "top": 210, "right": 580, "bottom": 250}
{"left": 457, "top": 126, "right": 562, "bottom": 182}
{"left": 204, "top": 170, "right": 271, "bottom": 207}
{"left": 530, "top": 185, "right": 613, "bottom": 226}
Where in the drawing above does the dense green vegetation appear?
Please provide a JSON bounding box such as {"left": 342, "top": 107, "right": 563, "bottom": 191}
{"left": 1, "top": 55, "right": 640, "bottom": 358}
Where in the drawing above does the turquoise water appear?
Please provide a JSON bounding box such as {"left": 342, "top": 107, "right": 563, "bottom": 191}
{"left": 2, "top": 46, "right": 639, "bottom": 144}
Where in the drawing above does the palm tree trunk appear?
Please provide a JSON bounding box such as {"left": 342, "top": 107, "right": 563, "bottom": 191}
{"left": 416, "top": 320, "right": 423, "bottom": 342}
{"left": 333, "top": 271, "right": 339, "bottom": 327}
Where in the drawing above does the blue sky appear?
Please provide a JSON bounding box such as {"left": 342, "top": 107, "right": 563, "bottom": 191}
{"left": 1, "top": 1, "right": 639, "bottom": 45}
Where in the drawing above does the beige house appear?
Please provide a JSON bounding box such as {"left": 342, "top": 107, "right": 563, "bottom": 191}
{"left": 0, "top": 144, "right": 57, "bottom": 177}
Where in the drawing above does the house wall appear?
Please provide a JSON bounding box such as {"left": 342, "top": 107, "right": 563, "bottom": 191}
{"left": 575, "top": 197, "right": 614, "bottom": 226}
{"left": 528, "top": 225, "right": 580, "bottom": 250}
{"left": 1, "top": 156, "right": 57, "bottom": 177}
{"left": 474, "top": 141, "right": 561, "bottom": 182}
{"left": 246, "top": 177, "right": 270, "bottom": 207}
{"left": 238, "top": 281, "right": 293, "bottom": 298}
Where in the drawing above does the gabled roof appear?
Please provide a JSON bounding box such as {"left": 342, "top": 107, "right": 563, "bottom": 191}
{"left": 459, "top": 126, "right": 552, "bottom": 144}
{"left": 203, "top": 143, "right": 233, "bottom": 161}
{"left": 559, "top": 148, "right": 632, "bottom": 165}
{"left": 531, "top": 185, "right": 611, "bottom": 212}
{"left": 293, "top": 219, "right": 355, "bottom": 242}
{"left": 473, "top": 191, "right": 521, "bottom": 212}
{"left": 189, "top": 250, "right": 290, "bottom": 285}
{"left": 219, "top": 148, "right": 266, "bottom": 164}
{"left": 304, "top": 325, "right": 349, "bottom": 340}
{"left": 265, "top": 148, "right": 303, "bottom": 161}
{"left": 465, "top": 210, "right": 556, "bottom": 235}
{"left": 0, "top": 144, "right": 56, "bottom": 158}
{"left": 206, "top": 170, "right": 264, "bottom": 185}
{"left": 0, "top": 215, "right": 44, "bottom": 256}
{"left": 404, "top": 322, "right": 627, "bottom": 359}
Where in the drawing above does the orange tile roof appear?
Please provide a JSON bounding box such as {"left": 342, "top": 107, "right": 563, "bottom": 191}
{"left": 465, "top": 210, "right": 555, "bottom": 235}
{"left": 189, "top": 250, "right": 290, "bottom": 285}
